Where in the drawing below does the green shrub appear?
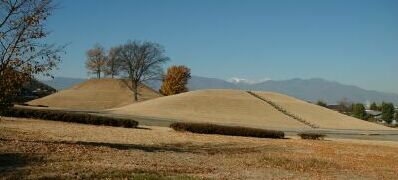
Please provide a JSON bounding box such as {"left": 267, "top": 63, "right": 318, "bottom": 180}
{"left": 381, "top": 102, "right": 395, "bottom": 124}
{"left": 1, "top": 108, "right": 138, "bottom": 128}
{"left": 316, "top": 100, "right": 327, "bottom": 108}
{"left": 170, "top": 122, "right": 284, "bottom": 139}
{"left": 352, "top": 103, "right": 367, "bottom": 120}
{"left": 298, "top": 132, "right": 326, "bottom": 140}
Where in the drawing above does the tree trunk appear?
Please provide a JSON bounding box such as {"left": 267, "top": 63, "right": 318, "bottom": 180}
{"left": 132, "top": 79, "right": 138, "bottom": 101}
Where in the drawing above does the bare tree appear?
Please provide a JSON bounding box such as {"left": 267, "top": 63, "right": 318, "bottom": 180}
{"left": 115, "top": 41, "right": 169, "bottom": 101}
{"left": 337, "top": 97, "right": 352, "bottom": 113}
{"left": 104, "top": 47, "right": 119, "bottom": 78}
{"left": 0, "top": 0, "right": 63, "bottom": 110}
{"left": 85, "top": 44, "right": 106, "bottom": 78}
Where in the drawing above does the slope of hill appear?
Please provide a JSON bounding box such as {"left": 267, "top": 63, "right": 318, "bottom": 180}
{"left": 111, "top": 89, "right": 391, "bottom": 130}
{"left": 28, "top": 78, "right": 161, "bottom": 110}
{"left": 253, "top": 91, "right": 390, "bottom": 130}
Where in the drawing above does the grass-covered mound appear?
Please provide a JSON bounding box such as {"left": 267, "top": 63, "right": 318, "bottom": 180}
{"left": 1, "top": 108, "right": 138, "bottom": 128}
{"left": 170, "top": 122, "right": 284, "bottom": 139}
{"left": 27, "top": 78, "right": 161, "bottom": 110}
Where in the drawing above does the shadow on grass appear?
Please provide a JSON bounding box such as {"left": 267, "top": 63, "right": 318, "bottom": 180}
{"left": 63, "top": 140, "right": 282, "bottom": 155}
{"left": 0, "top": 152, "right": 200, "bottom": 179}
{"left": 135, "top": 126, "right": 152, "bottom": 130}
{"left": 0, "top": 153, "right": 41, "bottom": 177}
{"left": 0, "top": 138, "right": 286, "bottom": 155}
{"left": 25, "top": 168, "right": 201, "bottom": 180}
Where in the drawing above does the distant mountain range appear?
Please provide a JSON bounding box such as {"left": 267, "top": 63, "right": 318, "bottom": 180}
{"left": 41, "top": 77, "right": 87, "bottom": 90}
{"left": 41, "top": 76, "right": 398, "bottom": 105}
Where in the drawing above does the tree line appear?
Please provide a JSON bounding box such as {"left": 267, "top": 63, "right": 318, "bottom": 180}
{"left": 85, "top": 42, "right": 191, "bottom": 100}
{"left": 352, "top": 102, "right": 396, "bottom": 124}
{"left": 316, "top": 100, "right": 397, "bottom": 124}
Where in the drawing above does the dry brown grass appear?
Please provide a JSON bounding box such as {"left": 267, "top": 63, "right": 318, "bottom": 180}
{"left": 27, "top": 78, "right": 161, "bottom": 110}
{"left": 254, "top": 91, "right": 392, "bottom": 130}
{"left": 1, "top": 117, "right": 398, "bottom": 179}
{"left": 111, "top": 89, "right": 391, "bottom": 131}
{"left": 111, "top": 89, "right": 308, "bottom": 130}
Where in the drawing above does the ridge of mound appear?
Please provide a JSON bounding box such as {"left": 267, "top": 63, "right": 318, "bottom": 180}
{"left": 27, "top": 78, "right": 161, "bottom": 110}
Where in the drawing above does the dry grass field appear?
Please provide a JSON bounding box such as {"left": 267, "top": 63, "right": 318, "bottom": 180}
{"left": 111, "top": 89, "right": 390, "bottom": 131}
{"left": 255, "top": 92, "right": 392, "bottom": 130}
{"left": 27, "top": 79, "right": 161, "bottom": 110}
{"left": 111, "top": 89, "right": 308, "bottom": 130}
{"left": 1, "top": 117, "right": 398, "bottom": 179}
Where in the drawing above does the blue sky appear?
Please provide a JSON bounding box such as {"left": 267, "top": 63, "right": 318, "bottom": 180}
{"left": 46, "top": 0, "right": 398, "bottom": 93}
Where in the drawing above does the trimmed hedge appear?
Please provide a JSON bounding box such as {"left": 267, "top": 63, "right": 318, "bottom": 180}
{"left": 170, "top": 122, "right": 284, "bottom": 139}
{"left": 298, "top": 132, "right": 326, "bottom": 140}
{"left": 1, "top": 108, "right": 138, "bottom": 128}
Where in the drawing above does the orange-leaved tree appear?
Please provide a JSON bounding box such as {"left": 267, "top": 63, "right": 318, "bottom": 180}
{"left": 160, "top": 65, "right": 191, "bottom": 96}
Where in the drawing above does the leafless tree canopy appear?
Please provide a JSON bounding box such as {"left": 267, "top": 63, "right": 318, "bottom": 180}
{"left": 85, "top": 44, "right": 106, "bottom": 78}
{"left": 0, "top": 0, "right": 63, "bottom": 109}
{"left": 114, "top": 41, "right": 169, "bottom": 101}
{"left": 104, "top": 47, "right": 120, "bottom": 78}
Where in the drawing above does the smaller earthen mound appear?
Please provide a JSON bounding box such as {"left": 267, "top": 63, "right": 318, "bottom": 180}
{"left": 27, "top": 78, "right": 160, "bottom": 110}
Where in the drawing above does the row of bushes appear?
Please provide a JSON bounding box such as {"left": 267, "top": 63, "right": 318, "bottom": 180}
{"left": 1, "top": 108, "right": 138, "bottom": 128}
{"left": 170, "top": 122, "right": 285, "bottom": 139}
{"left": 298, "top": 132, "right": 326, "bottom": 140}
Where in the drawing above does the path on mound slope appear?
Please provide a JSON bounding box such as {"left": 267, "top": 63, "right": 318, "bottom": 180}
{"left": 28, "top": 78, "right": 161, "bottom": 110}
{"left": 247, "top": 91, "right": 318, "bottom": 128}
{"left": 253, "top": 91, "right": 392, "bottom": 130}
{"left": 111, "top": 89, "right": 310, "bottom": 130}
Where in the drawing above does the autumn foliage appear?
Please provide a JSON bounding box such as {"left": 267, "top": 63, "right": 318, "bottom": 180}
{"left": 0, "top": 0, "right": 62, "bottom": 111}
{"left": 0, "top": 65, "right": 30, "bottom": 111}
{"left": 160, "top": 65, "right": 191, "bottom": 96}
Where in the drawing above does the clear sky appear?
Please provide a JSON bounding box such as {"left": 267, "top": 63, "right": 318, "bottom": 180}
{"left": 46, "top": 0, "right": 398, "bottom": 93}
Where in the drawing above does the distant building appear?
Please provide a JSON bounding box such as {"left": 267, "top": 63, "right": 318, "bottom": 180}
{"left": 365, "top": 109, "right": 383, "bottom": 123}
{"left": 365, "top": 110, "right": 382, "bottom": 117}
{"left": 392, "top": 120, "right": 397, "bottom": 126}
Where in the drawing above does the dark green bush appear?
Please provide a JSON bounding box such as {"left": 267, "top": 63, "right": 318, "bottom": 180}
{"left": 298, "top": 132, "right": 326, "bottom": 140}
{"left": 170, "top": 122, "right": 284, "bottom": 139}
{"left": 123, "top": 120, "right": 135, "bottom": 128}
{"left": 1, "top": 108, "right": 138, "bottom": 128}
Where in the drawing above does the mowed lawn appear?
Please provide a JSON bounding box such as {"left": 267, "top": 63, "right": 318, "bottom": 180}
{"left": 1, "top": 118, "right": 398, "bottom": 179}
